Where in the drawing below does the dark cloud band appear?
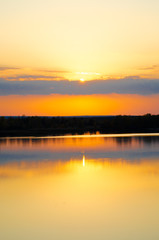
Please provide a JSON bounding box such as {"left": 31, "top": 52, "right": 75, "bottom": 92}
{"left": 0, "top": 78, "right": 159, "bottom": 96}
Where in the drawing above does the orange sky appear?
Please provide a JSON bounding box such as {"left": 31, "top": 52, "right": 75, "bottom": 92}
{"left": 1, "top": 0, "right": 159, "bottom": 115}
{"left": 0, "top": 94, "right": 159, "bottom": 116}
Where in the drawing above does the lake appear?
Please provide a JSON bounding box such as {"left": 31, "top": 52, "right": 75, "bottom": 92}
{"left": 0, "top": 133, "right": 159, "bottom": 240}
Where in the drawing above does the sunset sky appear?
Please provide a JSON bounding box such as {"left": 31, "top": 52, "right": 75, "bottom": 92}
{"left": 1, "top": 0, "right": 159, "bottom": 115}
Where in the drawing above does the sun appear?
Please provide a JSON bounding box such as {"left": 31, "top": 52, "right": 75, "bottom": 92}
{"left": 80, "top": 78, "right": 85, "bottom": 82}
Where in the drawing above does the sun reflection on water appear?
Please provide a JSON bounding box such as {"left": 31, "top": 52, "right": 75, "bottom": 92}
{"left": 83, "top": 155, "right": 85, "bottom": 167}
{"left": 0, "top": 136, "right": 159, "bottom": 240}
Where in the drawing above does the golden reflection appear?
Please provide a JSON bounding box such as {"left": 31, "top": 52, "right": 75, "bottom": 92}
{"left": 1, "top": 133, "right": 159, "bottom": 151}
{"left": 0, "top": 158, "right": 159, "bottom": 179}
{"left": 0, "top": 156, "right": 159, "bottom": 240}
{"left": 83, "top": 155, "right": 85, "bottom": 167}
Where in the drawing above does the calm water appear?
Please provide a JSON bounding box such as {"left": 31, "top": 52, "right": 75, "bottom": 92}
{"left": 0, "top": 134, "right": 159, "bottom": 240}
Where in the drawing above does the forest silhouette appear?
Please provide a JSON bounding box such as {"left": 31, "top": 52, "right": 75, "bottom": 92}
{"left": 0, "top": 114, "right": 159, "bottom": 137}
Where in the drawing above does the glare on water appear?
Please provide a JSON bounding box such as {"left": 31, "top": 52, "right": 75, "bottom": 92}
{"left": 0, "top": 134, "right": 159, "bottom": 240}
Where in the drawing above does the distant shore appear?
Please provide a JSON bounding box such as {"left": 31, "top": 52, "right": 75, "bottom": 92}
{"left": 0, "top": 114, "right": 159, "bottom": 137}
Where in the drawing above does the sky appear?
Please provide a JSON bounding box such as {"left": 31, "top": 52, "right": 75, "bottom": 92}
{"left": 0, "top": 0, "right": 159, "bottom": 116}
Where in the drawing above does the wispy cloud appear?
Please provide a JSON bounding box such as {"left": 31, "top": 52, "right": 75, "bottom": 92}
{"left": 0, "top": 66, "right": 20, "bottom": 71}
{"left": 138, "top": 65, "right": 159, "bottom": 71}
{"left": 1, "top": 78, "right": 159, "bottom": 96}
{"left": 0, "top": 66, "right": 70, "bottom": 81}
{"left": 37, "top": 69, "right": 70, "bottom": 74}
{"left": 6, "top": 75, "right": 65, "bottom": 81}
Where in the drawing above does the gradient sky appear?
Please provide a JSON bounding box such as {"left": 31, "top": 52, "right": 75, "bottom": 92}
{"left": 1, "top": 0, "right": 159, "bottom": 115}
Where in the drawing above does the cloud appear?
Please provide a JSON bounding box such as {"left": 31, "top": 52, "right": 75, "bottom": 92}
{"left": 6, "top": 74, "right": 63, "bottom": 81}
{"left": 0, "top": 66, "right": 20, "bottom": 71}
{"left": 37, "top": 69, "right": 70, "bottom": 74}
{"left": 1, "top": 78, "right": 159, "bottom": 96}
{"left": 138, "top": 65, "right": 159, "bottom": 71}
{"left": 0, "top": 66, "right": 69, "bottom": 81}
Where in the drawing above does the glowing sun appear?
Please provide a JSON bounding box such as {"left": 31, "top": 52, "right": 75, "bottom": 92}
{"left": 80, "top": 78, "right": 85, "bottom": 82}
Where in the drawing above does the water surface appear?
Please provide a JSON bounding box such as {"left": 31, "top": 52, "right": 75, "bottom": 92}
{"left": 0, "top": 134, "right": 159, "bottom": 240}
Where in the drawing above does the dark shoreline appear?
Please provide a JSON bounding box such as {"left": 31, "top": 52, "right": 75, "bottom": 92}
{"left": 0, "top": 114, "right": 159, "bottom": 137}
{"left": 1, "top": 129, "right": 159, "bottom": 138}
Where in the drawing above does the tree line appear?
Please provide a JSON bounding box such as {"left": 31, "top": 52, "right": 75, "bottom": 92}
{"left": 0, "top": 114, "right": 159, "bottom": 137}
